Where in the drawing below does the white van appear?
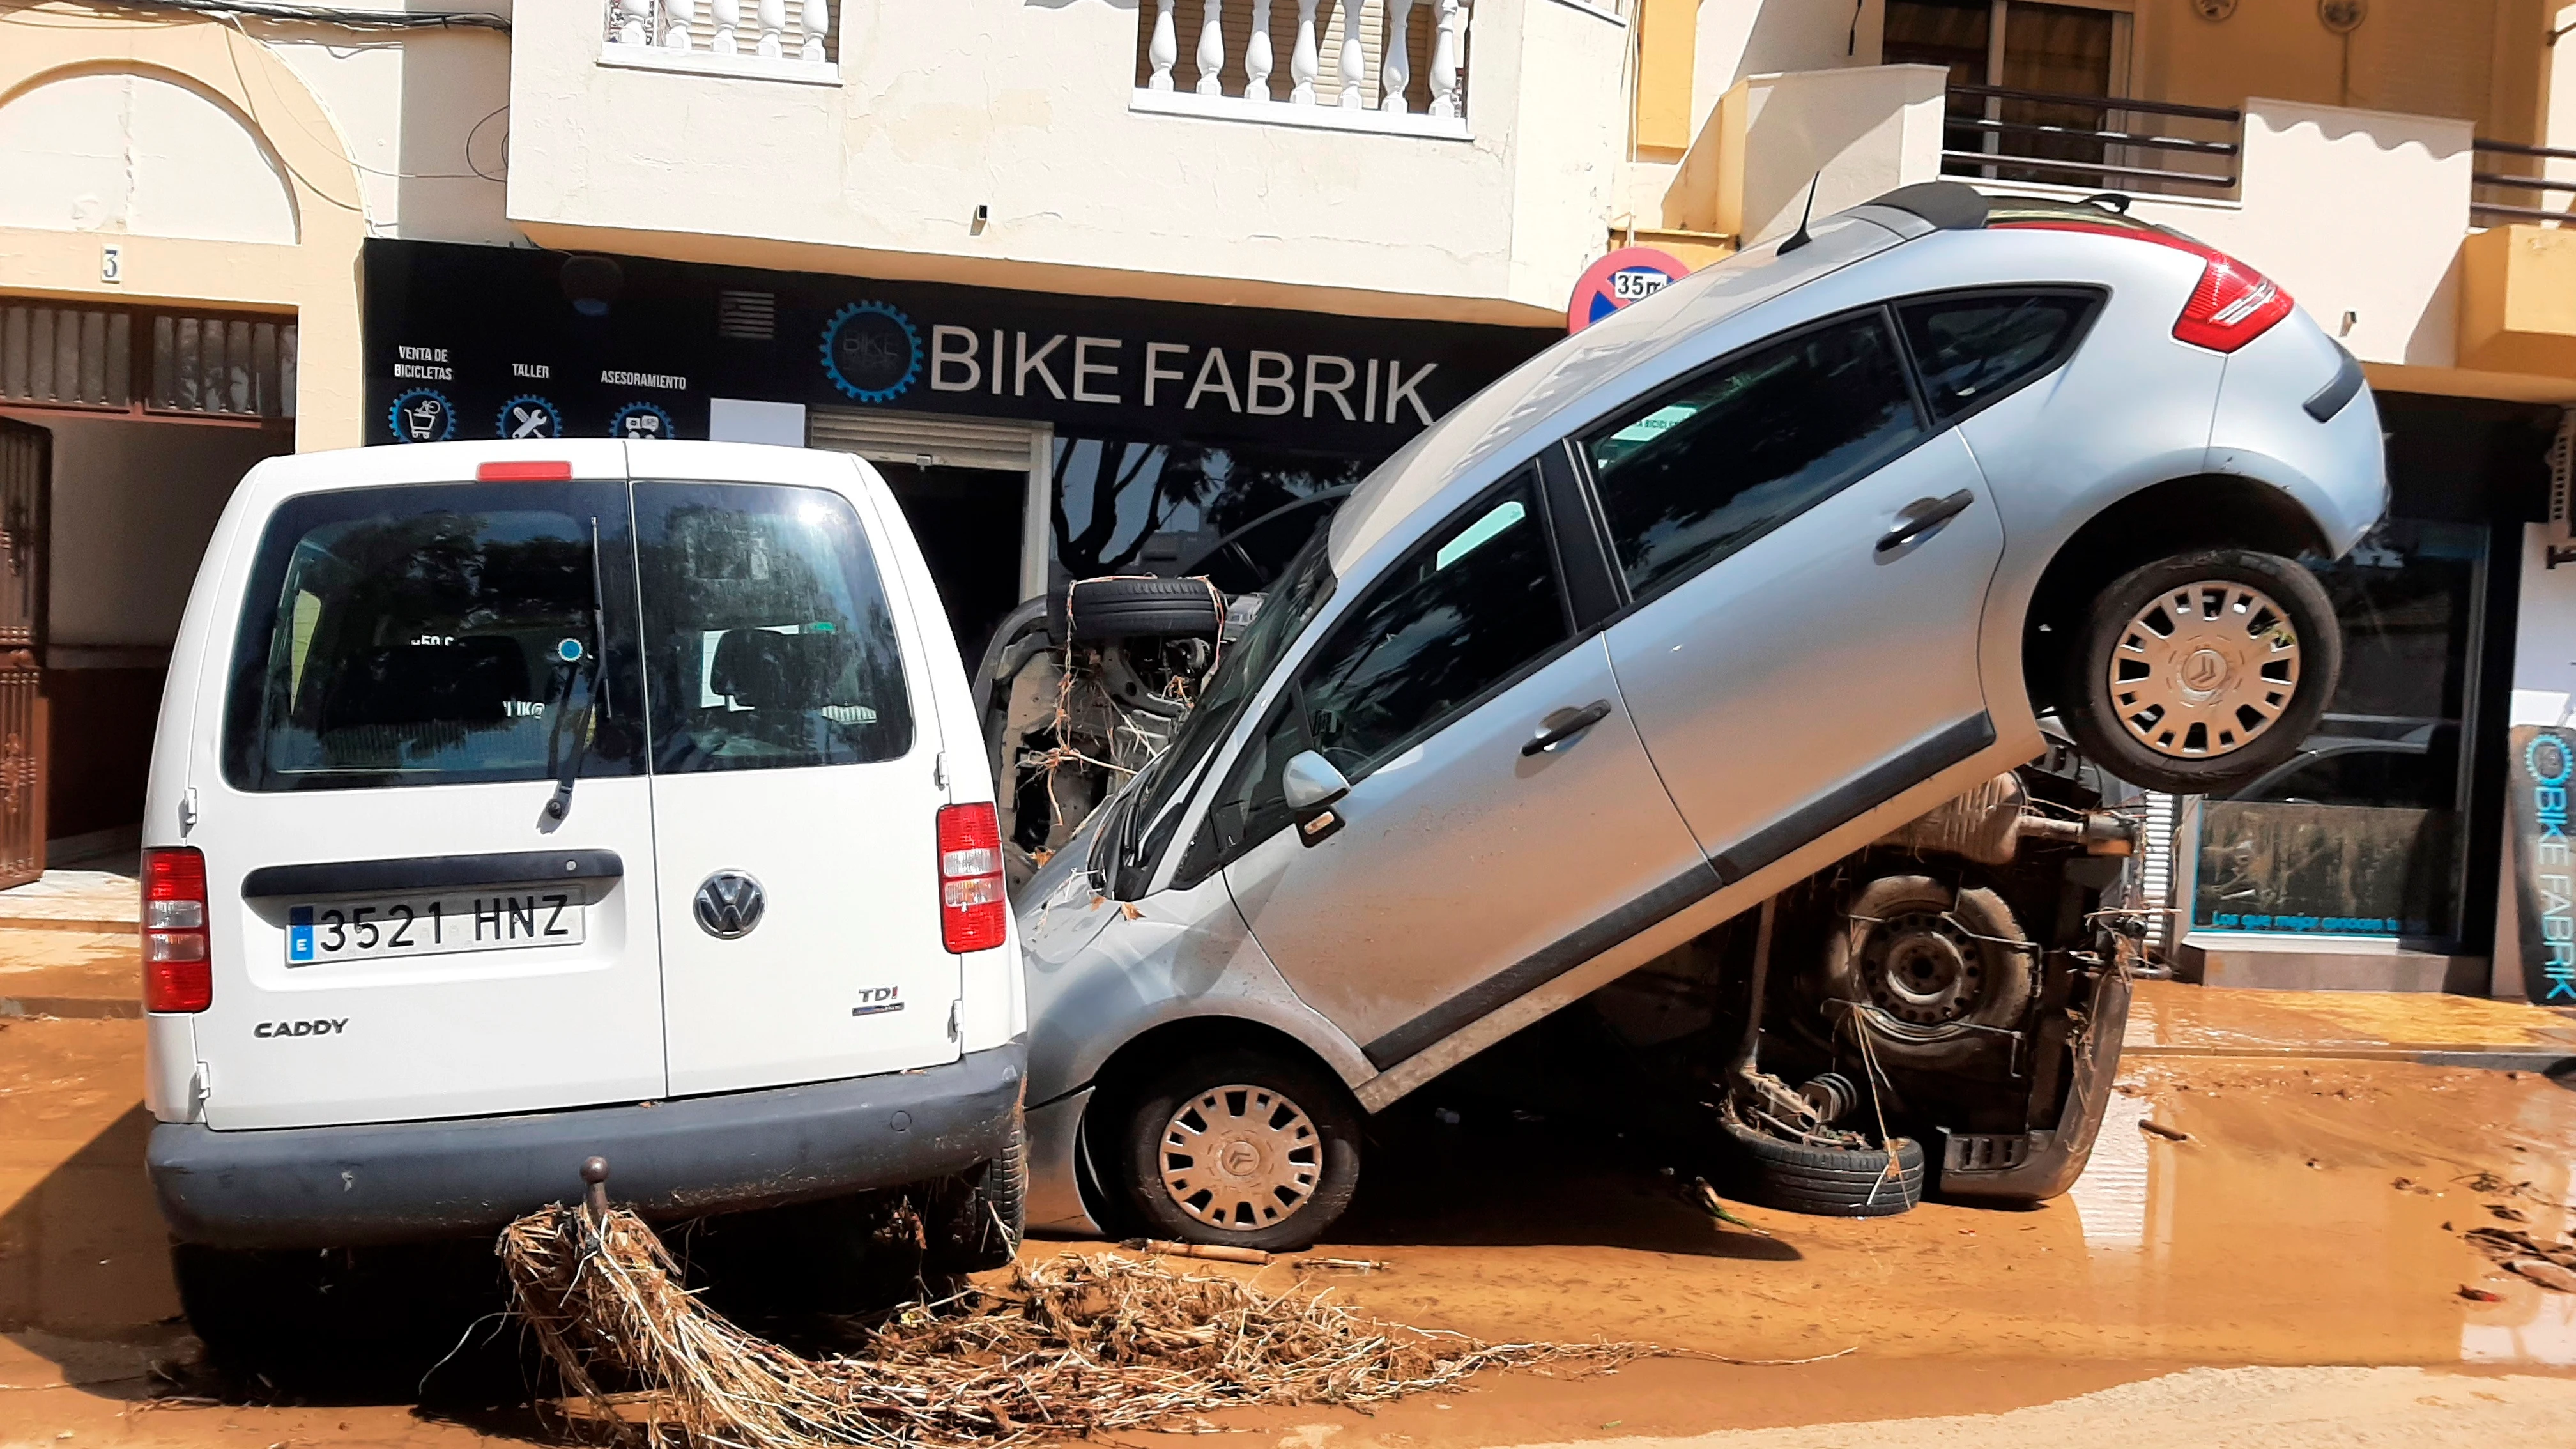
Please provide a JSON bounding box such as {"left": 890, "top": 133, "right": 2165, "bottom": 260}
{"left": 139, "top": 440, "right": 1025, "bottom": 1338}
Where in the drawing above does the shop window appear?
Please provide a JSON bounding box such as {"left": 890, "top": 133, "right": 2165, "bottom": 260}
{"left": 2191, "top": 519, "right": 2483, "bottom": 942}
{"left": 1049, "top": 436, "right": 1370, "bottom": 594}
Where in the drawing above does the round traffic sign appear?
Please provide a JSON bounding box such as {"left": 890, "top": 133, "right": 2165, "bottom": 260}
{"left": 1568, "top": 246, "right": 1691, "bottom": 334}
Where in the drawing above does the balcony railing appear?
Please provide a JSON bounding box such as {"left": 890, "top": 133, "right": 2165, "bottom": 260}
{"left": 600, "top": 0, "right": 837, "bottom": 82}
{"left": 2471, "top": 137, "right": 2574, "bottom": 226}
{"left": 1940, "top": 83, "right": 2242, "bottom": 199}
{"left": 1133, "top": 0, "right": 1475, "bottom": 139}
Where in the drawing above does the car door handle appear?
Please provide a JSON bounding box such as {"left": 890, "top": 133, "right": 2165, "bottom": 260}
{"left": 1876, "top": 489, "right": 1975, "bottom": 556}
{"left": 1522, "top": 700, "right": 1614, "bottom": 755}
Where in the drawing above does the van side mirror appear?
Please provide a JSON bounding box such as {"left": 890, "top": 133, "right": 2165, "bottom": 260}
{"left": 1281, "top": 750, "right": 1351, "bottom": 813}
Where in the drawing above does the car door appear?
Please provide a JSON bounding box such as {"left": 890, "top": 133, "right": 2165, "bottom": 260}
{"left": 1209, "top": 466, "right": 1710, "bottom": 1068}
{"left": 194, "top": 457, "right": 666, "bottom": 1130}
{"left": 632, "top": 470, "right": 962, "bottom": 1098}
{"left": 1590, "top": 307, "right": 2009, "bottom": 878}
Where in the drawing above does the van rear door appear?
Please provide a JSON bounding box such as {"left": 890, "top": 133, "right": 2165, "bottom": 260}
{"left": 190, "top": 445, "right": 665, "bottom": 1130}
{"left": 627, "top": 450, "right": 961, "bottom": 1098}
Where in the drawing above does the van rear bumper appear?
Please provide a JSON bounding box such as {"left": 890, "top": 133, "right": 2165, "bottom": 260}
{"left": 148, "top": 1043, "right": 1025, "bottom": 1249}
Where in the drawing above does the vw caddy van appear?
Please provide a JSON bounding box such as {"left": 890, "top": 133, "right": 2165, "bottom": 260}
{"left": 140, "top": 440, "right": 1026, "bottom": 1351}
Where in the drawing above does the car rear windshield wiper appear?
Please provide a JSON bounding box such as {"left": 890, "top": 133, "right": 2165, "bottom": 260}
{"left": 544, "top": 518, "right": 610, "bottom": 823}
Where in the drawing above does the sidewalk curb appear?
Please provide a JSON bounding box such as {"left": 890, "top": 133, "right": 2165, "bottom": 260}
{"left": 2124, "top": 1043, "right": 2576, "bottom": 1074}
{"left": 0, "top": 996, "right": 142, "bottom": 1020}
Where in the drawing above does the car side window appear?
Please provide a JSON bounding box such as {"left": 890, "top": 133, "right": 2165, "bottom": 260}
{"left": 1897, "top": 290, "right": 2101, "bottom": 425}
{"left": 1184, "top": 470, "right": 1567, "bottom": 873}
{"left": 1581, "top": 313, "right": 1924, "bottom": 603}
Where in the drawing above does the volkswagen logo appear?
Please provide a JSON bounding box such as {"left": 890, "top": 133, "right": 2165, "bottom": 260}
{"left": 693, "top": 871, "right": 765, "bottom": 939}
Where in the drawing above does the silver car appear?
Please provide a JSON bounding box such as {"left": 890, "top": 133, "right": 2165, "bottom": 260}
{"left": 1016, "top": 183, "right": 2386, "bottom": 1248}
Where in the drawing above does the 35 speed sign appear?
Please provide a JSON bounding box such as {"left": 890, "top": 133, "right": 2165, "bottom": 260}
{"left": 1567, "top": 246, "right": 1692, "bottom": 334}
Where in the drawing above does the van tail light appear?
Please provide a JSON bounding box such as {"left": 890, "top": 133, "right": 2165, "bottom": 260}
{"left": 477, "top": 460, "right": 574, "bottom": 481}
{"left": 142, "top": 847, "right": 211, "bottom": 1013}
{"left": 937, "top": 804, "right": 1007, "bottom": 954}
{"left": 1997, "top": 219, "right": 2293, "bottom": 353}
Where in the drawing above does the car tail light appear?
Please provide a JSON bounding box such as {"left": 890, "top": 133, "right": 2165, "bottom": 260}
{"left": 1997, "top": 219, "right": 2293, "bottom": 353}
{"left": 142, "top": 847, "right": 211, "bottom": 1013}
{"left": 937, "top": 804, "right": 1006, "bottom": 954}
{"left": 477, "top": 460, "right": 574, "bottom": 481}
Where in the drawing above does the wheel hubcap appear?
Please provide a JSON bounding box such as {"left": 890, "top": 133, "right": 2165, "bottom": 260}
{"left": 2107, "top": 580, "right": 2301, "bottom": 760}
{"left": 1860, "top": 909, "right": 1987, "bottom": 1025}
{"left": 1158, "top": 1084, "right": 1322, "bottom": 1232}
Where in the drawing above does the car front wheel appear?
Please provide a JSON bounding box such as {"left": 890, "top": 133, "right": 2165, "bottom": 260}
{"left": 2059, "top": 548, "right": 2340, "bottom": 796}
{"left": 1114, "top": 1048, "right": 1362, "bottom": 1251}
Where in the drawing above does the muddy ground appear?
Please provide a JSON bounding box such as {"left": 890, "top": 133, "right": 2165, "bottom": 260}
{"left": 4, "top": 996, "right": 2575, "bottom": 1447}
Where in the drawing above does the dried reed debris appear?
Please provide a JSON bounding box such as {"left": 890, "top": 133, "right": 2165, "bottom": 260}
{"left": 499, "top": 1203, "right": 1651, "bottom": 1449}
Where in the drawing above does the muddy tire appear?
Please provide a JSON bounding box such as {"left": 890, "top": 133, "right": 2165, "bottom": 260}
{"left": 1820, "top": 875, "right": 2034, "bottom": 1072}
{"left": 924, "top": 1111, "right": 1027, "bottom": 1273}
{"left": 174, "top": 1240, "right": 507, "bottom": 1390}
{"left": 1718, "top": 1117, "right": 1926, "bottom": 1218}
{"left": 1114, "top": 1048, "right": 1361, "bottom": 1252}
{"left": 1064, "top": 576, "right": 1224, "bottom": 641}
{"left": 2058, "top": 548, "right": 2338, "bottom": 795}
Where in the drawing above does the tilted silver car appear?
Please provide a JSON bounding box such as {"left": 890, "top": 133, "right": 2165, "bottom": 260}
{"left": 1015, "top": 182, "right": 2386, "bottom": 1248}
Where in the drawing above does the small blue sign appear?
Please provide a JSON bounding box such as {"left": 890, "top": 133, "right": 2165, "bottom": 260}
{"left": 557, "top": 638, "right": 585, "bottom": 663}
{"left": 500, "top": 395, "right": 563, "bottom": 440}
{"left": 611, "top": 401, "right": 676, "bottom": 439}
{"left": 388, "top": 389, "right": 456, "bottom": 443}
{"left": 288, "top": 905, "right": 316, "bottom": 963}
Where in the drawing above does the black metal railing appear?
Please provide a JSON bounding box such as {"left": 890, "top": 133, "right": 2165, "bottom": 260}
{"left": 1942, "top": 83, "right": 2243, "bottom": 197}
{"left": 2471, "top": 137, "right": 2573, "bottom": 225}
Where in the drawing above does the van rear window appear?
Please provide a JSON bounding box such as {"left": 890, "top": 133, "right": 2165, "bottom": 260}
{"left": 222, "top": 482, "right": 641, "bottom": 792}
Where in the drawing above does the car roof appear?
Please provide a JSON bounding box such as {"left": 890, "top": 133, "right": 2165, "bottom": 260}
{"left": 1323, "top": 186, "right": 2168, "bottom": 576}
{"left": 233, "top": 438, "right": 866, "bottom": 502}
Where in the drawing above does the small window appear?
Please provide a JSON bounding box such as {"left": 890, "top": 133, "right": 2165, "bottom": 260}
{"left": 1897, "top": 291, "right": 2101, "bottom": 424}
{"left": 634, "top": 482, "right": 914, "bottom": 773}
{"left": 222, "top": 482, "right": 638, "bottom": 792}
{"left": 1188, "top": 470, "right": 1567, "bottom": 869}
{"left": 1583, "top": 314, "right": 1924, "bottom": 601}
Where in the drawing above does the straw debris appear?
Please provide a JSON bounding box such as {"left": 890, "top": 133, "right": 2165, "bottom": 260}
{"left": 499, "top": 1203, "right": 1654, "bottom": 1449}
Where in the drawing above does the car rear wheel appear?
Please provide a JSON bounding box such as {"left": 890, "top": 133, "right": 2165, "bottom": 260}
{"left": 1114, "top": 1048, "right": 1361, "bottom": 1251}
{"left": 2059, "top": 548, "right": 2339, "bottom": 795}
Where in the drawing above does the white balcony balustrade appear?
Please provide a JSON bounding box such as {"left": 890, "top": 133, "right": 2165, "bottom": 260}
{"left": 601, "top": 0, "right": 836, "bottom": 84}
{"left": 1136, "top": 0, "right": 1473, "bottom": 139}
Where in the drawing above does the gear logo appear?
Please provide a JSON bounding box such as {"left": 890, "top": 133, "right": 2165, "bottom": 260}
{"left": 388, "top": 389, "right": 456, "bottom": 443}
{"left": 820, "top": 301, "right": 921, "bottom": 403}
{"left": 611, "top": 401, "right": 677, "bottom": 439}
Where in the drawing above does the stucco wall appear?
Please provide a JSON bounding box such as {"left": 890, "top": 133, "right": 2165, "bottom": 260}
{"left": 505, "top": 0, "right": 1629, "bottom": 325}
{"left": 0, "top": 3, "right": 522, "bottom": 451}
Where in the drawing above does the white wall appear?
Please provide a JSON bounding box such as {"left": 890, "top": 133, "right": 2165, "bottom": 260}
{"left": 0, "top": 71, "right": 298, "bottom": 243}
{"left": 256, "top": 18, "right": 519, "bottom": 245}
{"left": 2124, "top": 99, "right": 2472, "bottom": 369}
{"left": 506, "top": 0, "right": 1632, "bottom": 322}
{"left": 37, "top": 414, "right": 286, "bottom": 650}
{"left": 1699, "top": 63, "right": 1943, "bottom": 245}
{"left": 1689, "top": 0, "right": 1883, "bottom": 142}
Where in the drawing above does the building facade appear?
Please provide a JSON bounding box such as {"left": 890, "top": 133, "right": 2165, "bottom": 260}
{"left": 6, "top": 0, "right": 2576, "bottom": 1004}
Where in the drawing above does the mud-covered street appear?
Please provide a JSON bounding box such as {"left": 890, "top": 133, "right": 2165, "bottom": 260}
{"left": 6, "top": 930, "right": 2576, "bottom": 1448}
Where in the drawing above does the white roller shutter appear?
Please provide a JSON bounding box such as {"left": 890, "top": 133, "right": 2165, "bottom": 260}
{"left": 806, "top": 407, "right": 1044, "bottom": 473}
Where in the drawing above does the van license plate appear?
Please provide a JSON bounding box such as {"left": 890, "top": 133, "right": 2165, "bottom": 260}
{"left": 286, "top": 890, "right": 585, "bottom": 965}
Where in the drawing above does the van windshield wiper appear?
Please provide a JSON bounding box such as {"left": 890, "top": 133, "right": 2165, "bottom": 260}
{"left": 544, "top": 518, "right": 610, "bottom": 823}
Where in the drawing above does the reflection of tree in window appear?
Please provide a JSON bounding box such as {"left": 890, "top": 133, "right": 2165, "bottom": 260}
{"left": 1050, "top": 437, "right": 1370, "bottom": 584}
{"left": 1296, "top": 482, "right": 1565, "bottom": 778}
{"left": 270, "top": 513, "right": 599, "bottom": 776}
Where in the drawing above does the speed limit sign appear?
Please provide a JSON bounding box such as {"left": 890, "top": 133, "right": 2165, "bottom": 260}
{"left": 1568, "top": 246, "right": 1691, "bottom": 334}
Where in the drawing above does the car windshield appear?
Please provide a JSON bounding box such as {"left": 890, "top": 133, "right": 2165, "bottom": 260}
{"left": 1117, "top": 533, "right": 1337, "bottom": 873}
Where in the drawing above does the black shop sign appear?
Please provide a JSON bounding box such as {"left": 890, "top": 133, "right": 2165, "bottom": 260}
{"left": 361, "top": 238, "right": 1558, "bottom": 456}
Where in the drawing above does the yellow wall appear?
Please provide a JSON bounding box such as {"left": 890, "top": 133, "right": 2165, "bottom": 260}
{"left": 1633, "top": 0, "right": 1697, "bottom": 155}
{"left": 2134, "top": 0, "right": 2552, "bottom": 142}
{"left": 0, "top": 3, "right": 367, "bottom": 451}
